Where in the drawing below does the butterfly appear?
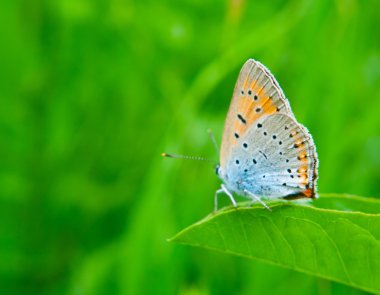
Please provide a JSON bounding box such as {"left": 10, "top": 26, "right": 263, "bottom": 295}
{"left": 215, "top": 59, "right": 318, "bottom": 211}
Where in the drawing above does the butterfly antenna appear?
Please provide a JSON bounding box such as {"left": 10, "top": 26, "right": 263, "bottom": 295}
{"left": 207, "top": 129, "right": 220, "bottom": 156}
{"left": 161, "top": 153, "right": 214, "bottom": 163}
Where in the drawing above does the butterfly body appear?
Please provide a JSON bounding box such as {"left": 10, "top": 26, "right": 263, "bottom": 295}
{"left": 215, "top": 59, "right": 318, "bottom": 209}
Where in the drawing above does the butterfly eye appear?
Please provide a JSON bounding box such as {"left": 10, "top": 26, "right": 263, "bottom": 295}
{"left": 215, "top": 164, "right": 220, "bottom": 175}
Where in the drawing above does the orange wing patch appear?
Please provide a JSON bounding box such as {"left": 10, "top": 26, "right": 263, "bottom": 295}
{"left": 290, "top": 131, "right": 316, "bottom": 197}
{"left": 297, "top": 150, "right": 308, "bottom": 163}
{"left": 301, "top": 188, "right": 314, "bottom": 198}
{"left": 230, "top": 80, "right": 278, "bottom": 146}
{"left": 297, "top": 165, "right": 308, "bottom": 187}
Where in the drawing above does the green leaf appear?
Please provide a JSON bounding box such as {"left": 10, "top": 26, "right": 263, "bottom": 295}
{"left": 170, "top": 194, "right": 380, "bottom": 294}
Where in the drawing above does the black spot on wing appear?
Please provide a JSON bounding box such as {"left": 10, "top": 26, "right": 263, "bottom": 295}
{"left": 259, "top": 151, "right": 267, "bottom": 159}
{"left": 237, "top": 114, "right": 246, "bottom": 124}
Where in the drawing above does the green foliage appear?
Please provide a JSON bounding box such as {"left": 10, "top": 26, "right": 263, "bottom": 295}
{"left": 0, "top": 0, "right": 379, "bottom": 294}
{"left": 171, "top": 194, "right": 380, "bottom": 293}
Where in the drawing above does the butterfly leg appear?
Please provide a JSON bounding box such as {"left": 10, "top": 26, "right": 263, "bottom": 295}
{"left": 244, "top": 190, "right": 272, "bottom": 212}
{"left": 214, "top": 184, "right": 237, "bottom": 211}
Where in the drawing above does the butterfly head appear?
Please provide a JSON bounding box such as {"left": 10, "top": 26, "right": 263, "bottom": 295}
{"left": 215, "top": 164, "right": 229, "bottom": 184}
{"left": 215, "top": 165, "right": 236, "bottom": 188}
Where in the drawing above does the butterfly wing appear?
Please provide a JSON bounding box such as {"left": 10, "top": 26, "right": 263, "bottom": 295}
{"left": 220, "top": 59, "right": 293, "bottom": 169}
{"left": 227, "top": 113, "right": 318, "bottom": 199}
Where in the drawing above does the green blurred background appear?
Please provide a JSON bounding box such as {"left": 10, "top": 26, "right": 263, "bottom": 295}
{"left": 1, "top": 0, "right": 379, "bottom": 294}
